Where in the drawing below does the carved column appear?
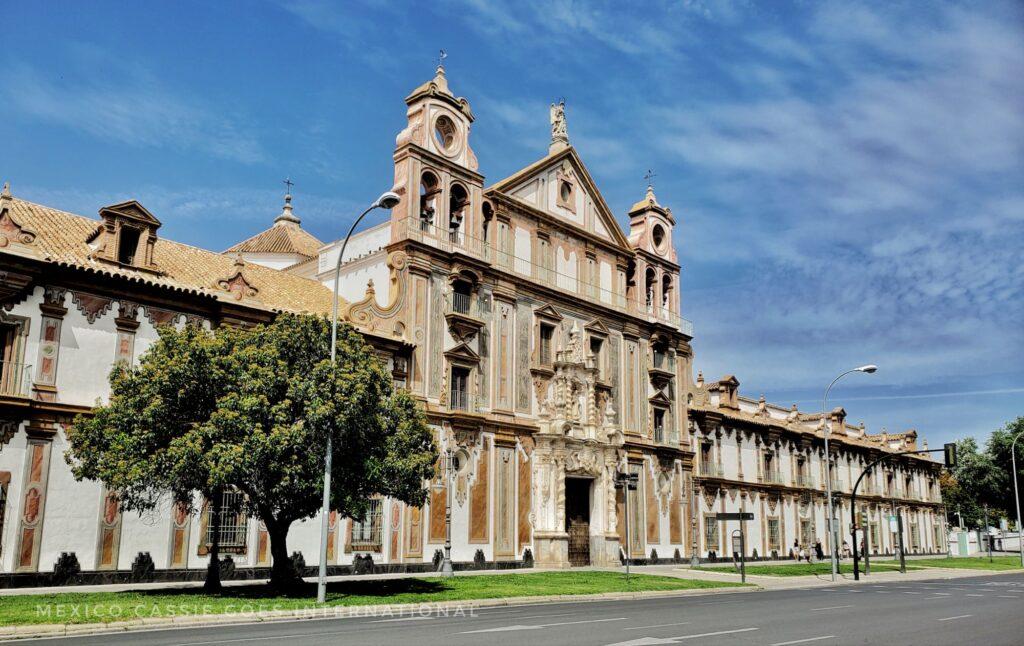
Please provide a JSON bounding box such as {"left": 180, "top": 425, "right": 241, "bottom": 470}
{"left": 14, "top": 422, "right": 55, "bottom": 572}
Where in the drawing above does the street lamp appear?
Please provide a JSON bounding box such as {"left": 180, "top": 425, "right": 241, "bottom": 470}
{"left": 431, "top": 433, "right": 461, "bottom": 577}
{"left": 1012, "top": 431, "right": 1024, "bottom": 568}
{"left": 823, "top": 364, "right": 877, "bottom": 582}
{"left": 317, "top": 191, "right": 401, "bottom": 604}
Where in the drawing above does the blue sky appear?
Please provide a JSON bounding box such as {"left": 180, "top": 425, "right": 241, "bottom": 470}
{"left": 2, "top": 1, "right": 1021, "bottom": 447}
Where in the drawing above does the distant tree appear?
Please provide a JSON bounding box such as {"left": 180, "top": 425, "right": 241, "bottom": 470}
{"left": 985, "top": 417, "right": 1024, "bottom": 525}
{"left": 940, "top": 437, "right": 1005, "bottom": 529}
{"left": 68, "top": 314, "right": 436, "bottom": 590}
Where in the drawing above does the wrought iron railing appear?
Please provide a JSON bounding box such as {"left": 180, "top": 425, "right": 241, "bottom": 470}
{"left": 701, "top": 463, "right": 725, "bottom": 478}
{"left": 449, "top": 388, "right": 469, "bottom": 412}
{"left": 0, "top": 362, "right": 32, "bottom": 398}
{"left": 451, "top": 291, "right": 472, "bottom": 315}
{"left": 795, "top": 474, "right": 815, "bottom": 488}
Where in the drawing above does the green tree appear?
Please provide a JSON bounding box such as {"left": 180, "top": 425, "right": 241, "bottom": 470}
{"left": 940, "top": 437, "right": 1004, "bottom": 529}
{"left": 68, "top": 314, "right": 436, "bottom": 590}
{"left": 985, "top": 417, "right": 1024, "bottom": 525}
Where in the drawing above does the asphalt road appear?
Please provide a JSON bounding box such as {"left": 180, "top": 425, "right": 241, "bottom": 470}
{"left": 10, "top": 573, "right": 1024, "bottom": 646}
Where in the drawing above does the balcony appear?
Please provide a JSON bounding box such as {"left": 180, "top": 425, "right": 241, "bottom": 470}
{"left": 0, "top": 361, "right": 32, "bottom": 398}
{"left": 700, "top": 463, "right": 725, "bottom": 478}
{"left": 795, "top": 475, "right": 815, "bottom": 489}
{"left": 449, "top": 388, "right": 470, "bottom": 412}
{"left": 443, "top": 290, "right": 485, "bottom": 342}
{"left": 762, "top": 470, "right": 784, "bottom": 485}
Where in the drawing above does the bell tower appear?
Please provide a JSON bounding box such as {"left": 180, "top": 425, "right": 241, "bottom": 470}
{"left": 390, "top": 62, "right": 484, "bottom": 246}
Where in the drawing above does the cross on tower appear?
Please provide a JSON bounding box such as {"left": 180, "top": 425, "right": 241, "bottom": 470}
{"left": 283, "top": 177, "right": 294, "bottom": 194}
{"left": 437, "top": 49, "right": 447, "bottom": 69}
{"left": 644, "top": 169, "right": 657, "bottom": 189}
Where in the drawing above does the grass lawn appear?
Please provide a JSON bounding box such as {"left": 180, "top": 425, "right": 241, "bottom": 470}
{"left": 699, "top": 561, "right": 918, "bottom": 577}
{"left": 0, "top": 571, "right": 747, "bottom": 627}
{"left": 903, "top": 556, "right": 1023, "bottom": 571}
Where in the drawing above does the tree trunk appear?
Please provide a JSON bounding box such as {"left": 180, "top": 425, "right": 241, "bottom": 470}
{"left": 266, "top": 517, "right": 299, "bottom": 590}
{"left": 204, "top": 489, "right": 223, "bottom": 593}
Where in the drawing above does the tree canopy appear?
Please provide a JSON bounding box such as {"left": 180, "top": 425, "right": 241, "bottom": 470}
{"left": 67, "top": 314, "right": 436, "bottom": 588}
{"left": 940, "top": 417, "right": 1024, "bottom": 530}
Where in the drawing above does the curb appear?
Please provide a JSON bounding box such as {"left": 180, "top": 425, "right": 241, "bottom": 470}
{"left": 0, "top": 584, "right": 759, "bottom": 641}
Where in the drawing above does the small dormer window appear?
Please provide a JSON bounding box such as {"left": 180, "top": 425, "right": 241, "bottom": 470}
{"left": 117, "top": 226, "right": 141, "bottom": 265}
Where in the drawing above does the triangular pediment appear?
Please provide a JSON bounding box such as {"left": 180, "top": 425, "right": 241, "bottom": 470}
{"left": 534, "top": 303, "right": 563, "bottom": 321}
{"left": 486, "top": 147, "right": 632, "bottom": 250}
{"left": 99, "top": 200, "right": 162, "bottom": 228}
{"left": 584, "top": 317, "right": 610, "bottom": 336}
{"left": 444, "top": 342, "right": 480, "bottom": 363}
{"left": 649, "top": 390, "right": 672, "bottom": 406}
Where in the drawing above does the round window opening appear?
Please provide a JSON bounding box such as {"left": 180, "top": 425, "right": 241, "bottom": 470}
{"left": 652, "top": 223, "right": 666, "bottom": 249}
{"left": 434, "top": 115, "right": 457, "bottom": 153}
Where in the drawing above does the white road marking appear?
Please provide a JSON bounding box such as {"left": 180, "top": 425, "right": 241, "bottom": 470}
{"left": 811, "top": 605, "right": 853, "bottom": 611}
{"left": 998, "top": 595, "right": 1020, "bottom": 599}
{"left": 938, "top": 615, "right": 973, "bottom": 622}
{"left": 931, "top": 592, "right": 952, "bottom": 596}
{"left": 513, "top": 612, "right": 574, "bottom": 620}
{"left": 966, "top": 594, "right": 983, "bottom": 597}
{"left": 460, "top": 617, "right": 626, "bottom": 634}
{"left": 901, "top": 592, "right": 921, "bottom": 595}
{"left": 771, "top": 636, "right": 836, "bottom": 646}
{"left": 370, "top": 616, "right": 433, "bottom": 623}
{"left": 672, "top": 627, "right": 759, "bottom": 640}
{"left": 623, "top": 621, "right": 691, "bottom": 631}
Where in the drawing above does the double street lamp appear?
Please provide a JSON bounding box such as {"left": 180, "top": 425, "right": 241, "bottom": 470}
{"left": 823, "top": 364, "right": 877, "bottom": 582}
{"left": 317, "top": 191, "right": 401, "bottom": 604}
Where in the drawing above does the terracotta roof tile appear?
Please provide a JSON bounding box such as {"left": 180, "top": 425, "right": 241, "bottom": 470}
{"left": 3, "top": 196, "right": 337, "bottom": 315}
{"left": 225, "top": 222, "right": 324, "bottom": 257}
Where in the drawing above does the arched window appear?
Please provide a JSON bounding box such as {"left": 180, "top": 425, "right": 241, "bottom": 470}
{"left": 662, "top": 274, "right": 672, "bottom": 309}
{"left": 449, "top": 184, "right": 469, "bottom": 243}
{"left": 419, "top": 172, "right": 440, "bottom": 232}
{"left": 481, "top": 201, "right": 494, "bottom": 244}
{"left": 645, "top": 267, "right": 656, "bottom": 311}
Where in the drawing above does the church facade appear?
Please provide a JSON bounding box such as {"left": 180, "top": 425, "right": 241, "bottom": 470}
{"left": 0, "top": 67, "right": 945, "bottom": 583}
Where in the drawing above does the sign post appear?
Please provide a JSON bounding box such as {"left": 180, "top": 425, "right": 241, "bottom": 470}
{"left": 616, "top": 472, "right": 639, "bottom": 583}
{"left": 717, "top": 512, "right": 753, "bottom": 584}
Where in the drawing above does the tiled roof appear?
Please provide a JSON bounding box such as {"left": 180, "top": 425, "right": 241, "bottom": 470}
{"left": 2, "top": 196, "right": 337, "bottom": 315}
{"left": 225, "top": 222, "right": 324, "bottom": 258}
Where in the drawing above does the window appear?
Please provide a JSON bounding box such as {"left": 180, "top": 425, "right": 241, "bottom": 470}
{"left": 448, "top": 184, "right": 468, "bottom": 243}
{"left": 588, "top": 335, "right": 604, "bottom": 378}
{"left": 800, "top": 518, "right": 814, "bottom": 545}
{"left": 661, "top": 274, "right": 672, "bottom": 309}
{"left": 0, "top": 474, "right": 8, "bottom": 559}
{"left": 704, "top": 515, "right": 719, "bottom": 554}
{"left": 763, "top": 452, "right": 776, "bottom": 483}
{"left": 434, "top": 115, "right": 457, "bottom": 152}
{"left": 653, "top": 409, "right": 666, "bottom": 444}
{"left": 450, "top": 366, "right": 470, "bottom": 411}
{"left": 539, "top": 323, "right": 555, "bottom": 367}
{"left": 419, "top": 172, "right": 440, "bottom": 232}
{"left": 652, "top": 342, "right": 669, "bottom": 371}
{"left": 204, "top": 489, "right": 248, "bottom": 553}
{"left": 482, "top": 201, "right": 493, "bottom": 243}
{"left": 351, "top": 499, "right": 384, "bottom": 550}
{"left": 700, "top": 442, "right": 714, "bottom": 475}
{"left": 451, "top": 279, "right": 472, "bottom": 315}
{"left": 0, "top": 321, "right": 27, "bottom": 397}
{"left": 644, "top": 267, "right": 656, "bottom": 311}
{"left": 652, "top": 224, "right": 665, "bottom": 249}
{"left": 768, "top": 518, "right": 781, "bottom": 553}
{"left": 117, "top": 226, "right": 141, "bottom": 265}
{"left": 910, "top": 522, "right": 920, "bottom": 550}
{"left": 559, "top": 180, "right": 573, "bottom": 204}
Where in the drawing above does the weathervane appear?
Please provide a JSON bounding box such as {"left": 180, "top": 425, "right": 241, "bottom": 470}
{"left": 437, "top": 49, "right": 447, "bottom": 69}
{"left": 644, "top": 169, "right": 657, "bottom": 189}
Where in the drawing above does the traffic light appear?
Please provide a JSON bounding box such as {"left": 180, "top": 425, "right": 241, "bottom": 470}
{"left": 859, "top": 511, "right": 868, "bottom": 529}
{"left": 944, "top": 443, "right": 957, "bottom": 468}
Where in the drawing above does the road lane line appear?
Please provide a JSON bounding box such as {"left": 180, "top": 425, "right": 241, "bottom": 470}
{"left": 672, "top": 627, "right": 759, "bottom": 640}
{"left": 513, "top": 613, "right": 574, "bottom": 620}
{"left": 370, "top": 616, "right": 433, "bottom": 623}
{"left": 810, "top": 605, "right": 853, "bottom": 611}
{"left": 937, "top": 615, "right": 973, "bottom": 622}
{"left": 901, "top": 592, "right": 921, "bottom": 595}
{"left": 623, "top": 621, "right": 691, "bottom": 631}
{"left": 459, "top": 617, "right": 626, "bottom": 634}
{"left": 771, "top": 636, "right": 835, "bottom": 646}
{"left": 998, "top": 595, "right": 1020, "bottom": 599}
{"left": 966, "top": 594, "right": 983, "bottom": 597}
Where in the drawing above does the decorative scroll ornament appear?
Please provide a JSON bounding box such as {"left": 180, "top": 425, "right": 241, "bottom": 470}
{"left": 71, "top": 291, "right": 113, "bottom": 324}
{"left": 217, "top": 257, "right": 258, "bottom": 301}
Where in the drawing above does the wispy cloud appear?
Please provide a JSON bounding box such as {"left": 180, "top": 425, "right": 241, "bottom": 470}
{"left": 3, "top": 48, "right": 264, "bottom": 164}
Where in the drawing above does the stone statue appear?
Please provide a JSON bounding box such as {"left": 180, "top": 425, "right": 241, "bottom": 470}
{"left": 550, "top": 100, "right": 569, "bottom": 152}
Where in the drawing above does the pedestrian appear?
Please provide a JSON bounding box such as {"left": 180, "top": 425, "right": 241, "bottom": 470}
{"left": 799, "top": 545, "right": 807, "bottom": 562}
{"left": 815, "top": 541, "right": 824, "bottom": 560}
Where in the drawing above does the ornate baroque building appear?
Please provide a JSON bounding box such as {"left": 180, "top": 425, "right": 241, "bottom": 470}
{"left": 0, "top": 66, "right": 945, "bottom": 583}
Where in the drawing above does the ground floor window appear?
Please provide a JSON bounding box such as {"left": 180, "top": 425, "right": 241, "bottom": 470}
{"left": 204, "top": 489, "right": 249, "bottom": 554}
{"left": 933, "top": 524, "right": 944, "bottom": 549}
{"left": 351, "top": 499, "right": 384, "bottom": 551}
{"left": 0, "top": 474, "right": 9, "bottom": 559}
{"left": 704, "top": 514, "right": 719, "bottom": 555}
{"left": 800, "top": 518, "right": 814, "bottom": 546}
{"left": 768, "top": 517, "right": 781, "bottom": 553}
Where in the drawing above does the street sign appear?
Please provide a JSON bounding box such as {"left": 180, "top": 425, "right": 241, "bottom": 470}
{"left": 889, "top": 516, "right": 898, "bottom": 532}
{"left": 716, "top": 512, "right": 754, "bottom": 521}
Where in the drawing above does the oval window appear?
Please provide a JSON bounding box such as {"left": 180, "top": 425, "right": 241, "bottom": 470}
{"left": 559, "top": 180, "right": 573, "bottom": 203}
{"left": 434, "top": 115, "right": 457, "bottom": 153}
{"left": 652, "top": 223, "right": 666, "bottom": 249}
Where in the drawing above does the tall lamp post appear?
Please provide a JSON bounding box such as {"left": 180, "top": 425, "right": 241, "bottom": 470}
{"left": 1012, "top": 431, "right": 1024, "bottom": 568}
{"left": 823, "top": 364, "right": 877, "bottom": 582}
{"left": 317, "top": 191, "right": 401, "bottom": 604}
